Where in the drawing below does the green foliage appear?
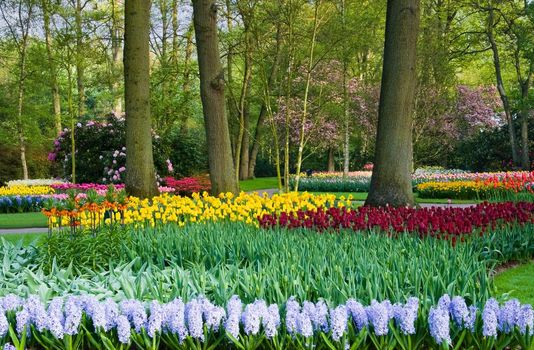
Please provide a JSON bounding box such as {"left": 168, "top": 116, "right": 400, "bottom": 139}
{"left": 165, "top": 128, "right": 208, "bottom": 177}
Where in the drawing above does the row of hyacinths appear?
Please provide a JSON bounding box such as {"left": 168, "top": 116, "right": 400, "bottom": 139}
{"left": 0, "top": 294, "right": 531, "bottom": 350}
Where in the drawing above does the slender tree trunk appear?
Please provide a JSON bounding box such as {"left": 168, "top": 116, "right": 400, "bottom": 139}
{"left": 487, "top": 7, "right": 519, "bottom": 165}
{"left": 284, "top": 20, "right": 294, "bottom": 193}
{"left": 111, "top": 0, "right": 123, "bottom": 114}
{"left": 293, "top": 0, "right": 320, "bottom": 191}
{"left": 520, "top": 81, "right": 531, "bottom": 170}
{"left": 180, "top": 24, "right": 194, "bottom": 135}
{"left": 42, "top": 0, "right": 62, "bottom": 135}
{"left": 171, "top": 0, "right": 179, "bottom": 65}
{"left": 225, "top": 0, "right": 238, "bottom": 160}
{"left": 193, "top": 0, "right": 239, "bottom": 194}
{"left": 365, "top": 0, "right": 420, "bottom": 207}
{"left": 327, "top": 148, "right": 335, "bottom": 172}
{"left": 124, "top": 0, "right": 159, "bottom": 198}
{"left": 341, "top": 0, "right": 350, "bottom": 177}
{"left": 248, "top": 23, "right": 283, "bottom": 179}
{"left": 17, "top": 49, "right": 28, "bottom": 180}
{"left": 75, "top": 0, "right": 85, "bottom": 118}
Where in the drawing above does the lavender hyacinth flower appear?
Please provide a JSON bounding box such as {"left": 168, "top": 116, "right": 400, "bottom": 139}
{"left": 438, "top": 294, "right": 451, "bottom": 311}
{"left": 225, "top": 295, "right": 242, "bottom": 339}
{"left": 449, "top": 296, "right": 469, "bottom": 329}
{"left": 464, "top": 305, "right": 478, "bottom": 333}
{"left": 185, "top": 298, "right": 204, "bottom": 341}
{"left": 15, "top": 309, "right": 30, "bottom": 335}
{"left": 242, "top": 300, "right": 266, "bottom": 336}
{"left": 263, "top": 304, "right": 280, "bottom": 339}
{"left": 482, "top": 299, "right": 499, "bottom": 338}
{"left": 120, "top": 299, "right": 147, "bottom": 333}
{"left": 103, "top": 298, "right": 119, "bottom": 332}
{"left": 393, "top": 298, "right": 419, "bottom": 335}
{"left": 147, "top": 300, "right": 164, "bottom": 338}
{"left": 314, "top": 300, "right": 330, "bottom": 333}
{"left": 329, "top": 305, "right": 348, "bottom": 342}
{"left": 2, "top": 294, "right": 21, "bottom": 312}
{"left": 499, "top": 299, "right": 520, "bottom": 334}
{"left": 3, "top": 344, "right": 15, "bottom": 350}
{"left": 0, "top": 307, "right": 8, "bottom": 337}
{"left": 164, "top": 298, "right": 188, "bottom": 342}
{"left": 202, "top": 298, "right": 226, "bottom": 333}
{"left": 346, "top": 299, "right": 368, "bottom": 332}
{"left": 296, "top": 311, "right": 313, "bottom": 338}
{"left": 428, "top": 306, "right": 451, "bottom": 345}
{"left": 285, "top": 297, "right": 301, "bottom": 336}
{"left": 116, "top": 315, "right": 131, "bottom": 344}
{"left": 83, "top": 296, "right": 107, "bottom": 330}
{"left": 366, "top": 300, "right": 390, "bottom": 336}
{"left": 47, "top": 297, "right": 64, "bottom": 339}
{"left": 24, "top": 295, "right": 48, "bottom": 332}
{"left": 64, "top": 296, "right": 82, "bottom": 336}
{"left": 517, "top": 304, "right": 533, "bottom": 336}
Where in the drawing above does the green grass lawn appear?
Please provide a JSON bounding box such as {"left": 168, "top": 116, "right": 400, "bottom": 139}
{"left": 0, "top": 212, "right": 48, "bottom": 229}
{"left": 310, "top": 191, "right": 479, "bottom": 204}
{"left": 239, "top": 177, "right": 279, "bottom": 192}
{"left": 1, "top": 233, "right": 45, "bottom": 246}
{"left": 494, "top": 262, "right": 534, "bottom": 305}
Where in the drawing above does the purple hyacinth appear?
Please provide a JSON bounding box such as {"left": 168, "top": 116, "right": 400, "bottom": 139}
{"left": 517, "top": 304, "right": 533, "bottom": 336}
{"left": 185, "top": 298, "right": 204, "bottom": 341}
{"left": 465, "top": 305, "right": 478, "bottom": 332}
{"left": 163, "top": 298, "right": 188, "bottom": 342}
{"left": 393, "top": 298, "right": 418, "bottom": 335}
{"left": 438, "top": 295, "right": 451, "bottom": 311}
{"left": 346, "top": 299, "right": 368, "bottom": 332}
{"left": 499, "top": 299, "right": 520, "bottom": 334}
{"left": 285, "top": 297, "right": 300, "bottom": 335}
{"left": 64, "top": 296, "right": 82, "bottom": 335}
{"left": 296, "top": 311, "right": 313, "bottom": 338}
{"left": 366, "top": 300, "right": 390, "bottom": 336}
{"left": 15, "top": 309, "right": 29, "bottom": 335}
{"left": 0, "top": 308, "right": 8, "bottom": 337}
{"left": 314, "top": 300, "right": 330, "bottom": 332}
{"left": 3, "top": 344, "right": 15, "bottom": 350}
{"left": 242, "top": 300, "right": 266, "bottom": 336}
{"left": 83, "top": 296, "right": 106, "bottom": 330}
{"left": 147, "top": 300, "right": 164, "bottom": 338}
{"left": 329, "top": 305, "right": 348, "bottom": 342}
{"left": 47, "top": 297, "right": 64, "bottom": 339}
{"left": 24, "top": 295, "right": 48, "bottom": 332}
{"left": 120, "top": 299, "right": 147, "bottom": 333}
{"left": 263, "top": 304, "right": 280, "bottom": 339}
{"left": 201, "top": 298, "right": 226, "bottom": 333}
{"left": 449, "top": 296, "right": 469, "bottom": 329}
{"left": 482, "top": 299, "right": 499, "bottom": 338}
{"left": 2, "top": 294, "right": 21, "bottom": 312}
{"left": 103, "top": 298, "right": 119, "bottom": 332}
{"left": 225, "top": 295, "right": 242, "bottom": 339}
{"left": 116, "top": 315, "right": 131, "bottom": 344}
{"left": 428, "top": 306, "right": 451, "bottom": 345}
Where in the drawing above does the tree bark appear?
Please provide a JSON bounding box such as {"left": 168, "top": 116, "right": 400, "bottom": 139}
{"left": 193, "top": 0, "right": 239, "bottom": 194}
{"left": 248, "top": 22, "right": 283, "bottom": 179}
{"left": 341, "top": 0, "right": 350, "bottom": 177}
{"left": 365, "top": 0, "right": 420, "bottom": 207}
{"left": 327, "top": 148, "right": 335, "bottom": 172}
{"left": 124, "top": 0, "right": 159, "bottom": 198}
{"left": 179, "top": 24, "right": 194, "bottom": 135}
{"left": 487, "top": 7, "right": 519, "bottom": 165}
{"left": 41, "top": 0, "right": 62, "bottom": 136}
{"left": 111, "top": 0, "right": 123, "bottom": 114}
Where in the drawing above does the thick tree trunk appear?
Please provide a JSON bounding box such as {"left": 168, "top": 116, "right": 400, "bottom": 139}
{"left": 75, "top": 0, "right": 85, "bottom": 117}
{"left": 42, "top": 0, "right": 62, "bottom": 135}
{"left": 124, "top": 0, "right": 159, "bottom": 198}
{"left": 327, "top": 148, "right": 335, "bottom": 172}
{"left": 180, "top": 24, "right": 194, "bottom": 135}
{"left": 111, "top": 0, "right": 123, "bottom": 114}
{"left": 487, "top": 7, "right": 519, "bottom": 165}
{"left": 365, "top": 0, "right": 420, "bottom": 207}
{"left": 248, "top": 23, "right": 283, "bottom": 179}
{"left": 193, "top": 0, "right": 239, "bottom": 194}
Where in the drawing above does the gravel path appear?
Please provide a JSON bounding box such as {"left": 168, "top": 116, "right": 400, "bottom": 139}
{"left": 0, "top": 227, "right": 48, "bottom": 235}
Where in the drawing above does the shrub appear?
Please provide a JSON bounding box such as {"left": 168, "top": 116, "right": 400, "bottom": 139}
{"left": 164, "top": 176, "right": 211, "bottom": 196}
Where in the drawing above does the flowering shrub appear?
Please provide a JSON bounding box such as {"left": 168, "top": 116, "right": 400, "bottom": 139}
{"left": 0, "top": 293, "right": 530, "bottom": 350}
{"left": 48, "top": 114, "right": 170, "bottom": 184}
{"left": 164, "top": 176, "right": 211, "bottom": 196}
{"left": 258, "top": 201, "right": 534, "bottom": 240}
{"left": 363, "top": 162, "right": 374, "bottom": 171}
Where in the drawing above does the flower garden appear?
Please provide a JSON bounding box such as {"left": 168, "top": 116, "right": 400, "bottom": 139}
{"left": 0, "top": 171, "right": 531, "bottom": 349}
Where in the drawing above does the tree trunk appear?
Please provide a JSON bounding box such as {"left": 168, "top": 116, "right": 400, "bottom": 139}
{"left": 180, "top": 24, "right": 194, "bottom": 135}
{"left": 520, "top": 78, "right": 531, "bottom": 170}
{"left": 341, "top": 0, "right": 350, "bottom": 177}
{"left": 111, "top": 0, "right": 123, "bottom": 114}
{"left": 225, "top": 0, "right": 238, "bottom": 161}
{"left": 248, "top": 23, "right": 283, "bottom": 179}
{"left": 124, "top": 0, "right": 159, "bottom": 199}
{"left": 42, "top": 0, "right": 62, "bottom": 135}
{"left": 239, "top": 107, "right": 250, "bottom": 180}
{"left": 487, "top": 7, "right": 519, "bottom": 165}
{"left": 75, "top": 0, "right": 85, "bottom": 117}
{"left": 193, "top": 0, "right": 239, "bottom": 194}
{"left": 327, "top": 148, "right": 335, "bottom": 172}
{"left": 365, "top": 0, "right": 420, "bottom": 207}
{"left": 293, "top": 0, "right": 320, "bottom": 191}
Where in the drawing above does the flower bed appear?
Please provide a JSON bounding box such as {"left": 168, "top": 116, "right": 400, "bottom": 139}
{"left": 5, "top": 179, "right": 65, "bottom": 187}
{"left": 416, "top": 181, "right": 499, "bottom": 199}
{"left": 0, "top": 196, "right": 44, "bottom": 214}
{"left": 0, "top": 186, "right": 53, "bottom": 197}
{"left": 0, "top": 293, "right": 530, "bottom": 350}
{"left": 258, "top": 201, "right": 534, "bottom": 240}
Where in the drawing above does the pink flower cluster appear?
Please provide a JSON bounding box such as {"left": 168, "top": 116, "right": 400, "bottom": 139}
{"left": 51, "top": 183, "right": 125, "bottom": 192}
